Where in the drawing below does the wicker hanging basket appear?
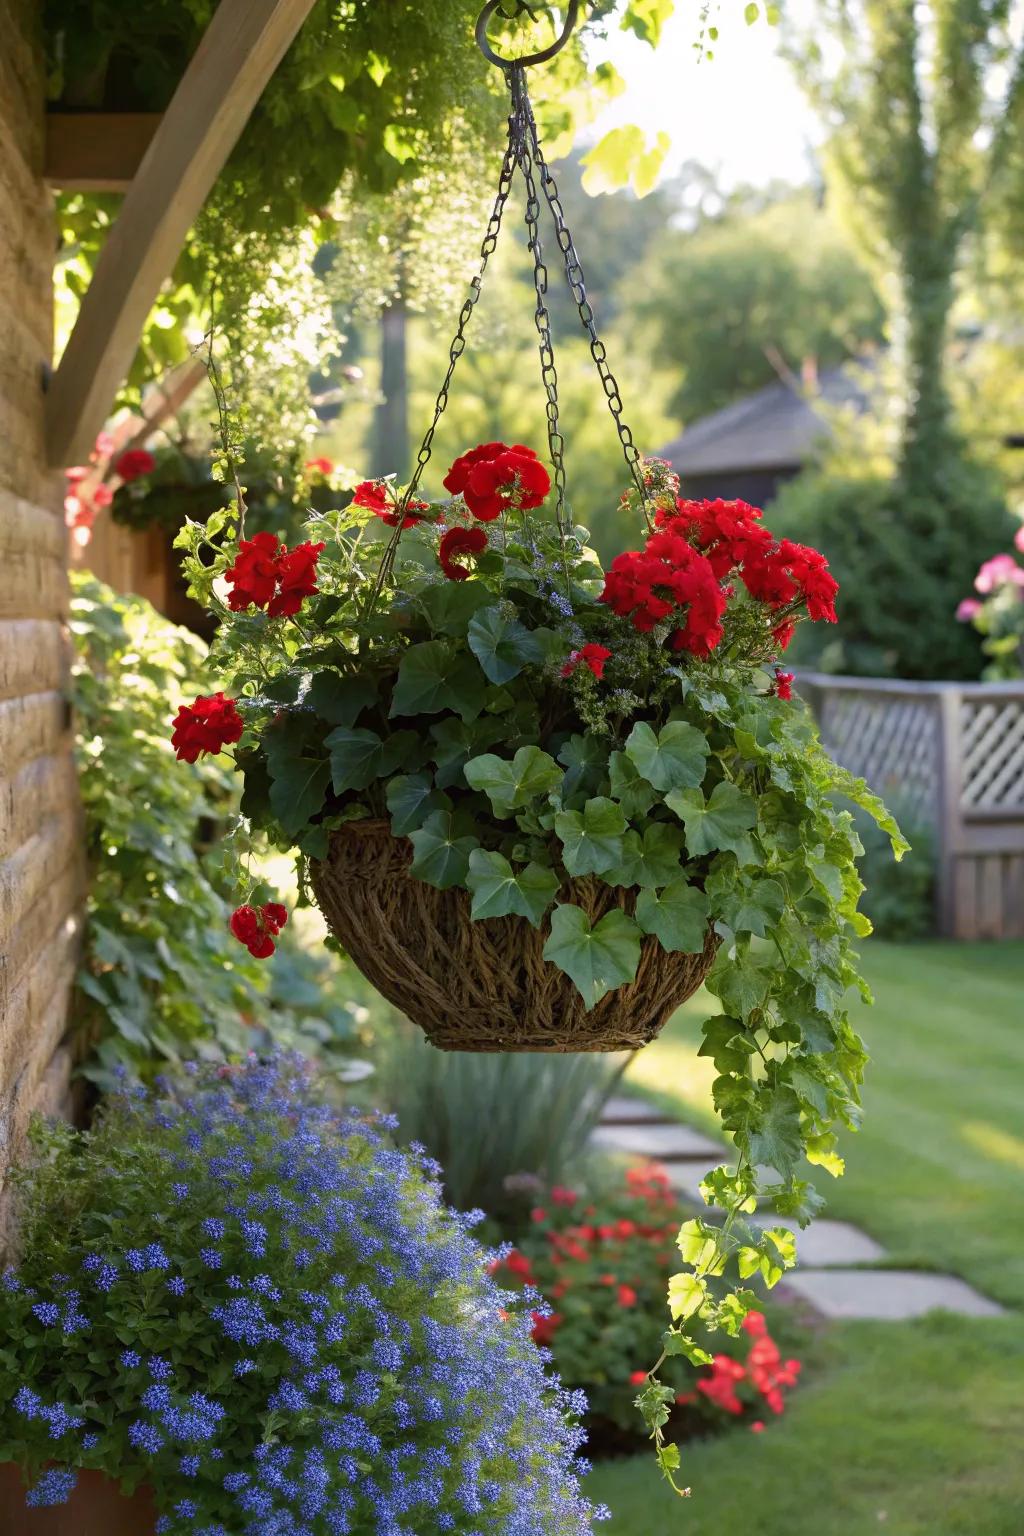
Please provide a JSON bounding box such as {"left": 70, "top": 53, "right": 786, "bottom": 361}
{"left": 310, "top": 820, "right": 718, "bottom": 1053}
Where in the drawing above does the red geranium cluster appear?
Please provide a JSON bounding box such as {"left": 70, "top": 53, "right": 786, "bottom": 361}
{"left": 229, "top": 901, "right": 288, "bottom": 959}
{"left": 439, "top": 525, "right": 488, "bottom": 581}
{"left": 171, "top": 693, "right": 244, "bottom": 763}
{"left": 683, "top": 1311, "right": 801, "bottom": 1426}
{"left": 601, "top": 529, "right": 727, "bottom": 656}
{"left": 351, "top": 479, "right": 431, "bottom": 529}
{"left": 602, "top": 495, "right": 838, "bottom": 660}
{"left": 63, "top": 432, "right": 156, "bottom": 541}
{"left": 491, "top": 1161, "right": 802, "bottom": 1439}
{"left": 224, "top": 533, "right": 326, "bottom": 618}
{"left": 561, "top": 643, "right": 612, "bottom": 680}
{"left": 443, "top": 441, "right": 551, "bottom": 521}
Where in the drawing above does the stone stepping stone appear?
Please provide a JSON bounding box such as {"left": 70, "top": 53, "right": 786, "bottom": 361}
{"left": 782, "top": 1268, "right": 1005, "bottom": 1320}
{"left": 600, "top": 1094, "right": 673, "bottom": 1126}
{"left": 593, "top": 1122, "right": 728, "bottom": 1159}
{"left": 751, "top": 1213, "right": 886, "bottom": 1267}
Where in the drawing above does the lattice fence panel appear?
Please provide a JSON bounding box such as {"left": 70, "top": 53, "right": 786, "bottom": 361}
{"left": 817, "top": 691, "right": 940, "bottom": 829}
{"left": 960, "top": 698, "right": 1024, "bottom": 812}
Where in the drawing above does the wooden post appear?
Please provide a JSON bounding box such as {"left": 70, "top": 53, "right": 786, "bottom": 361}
{"left": 935, "top": 686, "right": 962, "bottom": 938}
{"left": 45, "top": 0, "right": 317, "bottom": 467}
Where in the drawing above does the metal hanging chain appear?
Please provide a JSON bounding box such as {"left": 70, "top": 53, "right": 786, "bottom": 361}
{"left": 521, "top": 85, "right": 651, "bottom": 515}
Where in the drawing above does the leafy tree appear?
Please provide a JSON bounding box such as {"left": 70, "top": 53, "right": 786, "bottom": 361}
{"left": 626, "top": 186, "right": 885, "bottom": 421}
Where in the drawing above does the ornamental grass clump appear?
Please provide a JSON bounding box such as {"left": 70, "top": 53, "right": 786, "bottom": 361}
{"left": 0, "top": 1055, "right": 604, "bottom": 1534}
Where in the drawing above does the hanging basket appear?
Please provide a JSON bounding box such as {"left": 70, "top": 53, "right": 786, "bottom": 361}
{"left": 310, "top": 819, "right": 718, "bottom": 1052}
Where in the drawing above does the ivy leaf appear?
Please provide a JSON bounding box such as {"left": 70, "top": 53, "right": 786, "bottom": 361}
{"left": 429, "top": 715, "right": 506, "bottom": 789}
{"left": 707, "top": 944, "right": 775, "bottom": 1019}
{"left": 743, "top": 1087, "right": 803, "bottom": 1179}
{"left": 557, "top": 734, "right": 609, "bottom": 801}
{"left": 306, "top": 672, "right": 377, "bottom": 726}
{"left": 554, "top": 797, "right": 627, "bottom": 876}
{"left": 667, "top": 1271, "right": 707, "bottom": 1321}
{"left": 698, "top": 1014, "right": 756, "bottom": 1074}
{"left": 625, "top": 720, "right": 710, "bottom": 792}
{"left": 264, "top": 722, "right": 330, "bottom": 838}
{"left": 325, "top": 726, "right": 416, "bottom": 793}
{"left": 635, "top": 880, "right": 709, "bottom": 953}
{"left": 467, "top": 605, "right": 545, "bottom": 684}
{"left": 390, "top": 641, "right": 486, "bottom": 720}
{"left": 607, "top": 823, "right": 687, "bottom": 888}
{"left": 407, "top": 810, "right": 478, "bottom": 889}
{"left": 464, "top": 746, "right": 563, "bottom": 816}
{"left": 667, "top": 781, "right": 758, "bottom": 859}
{"left": 608, "top": 750, "right": 656, "bottom": 818}
{"left": 720, "top": 876, "right": 786, "bottom": 938}
{"left": 542, "top": 903, "right": 641, "bottom": 1008}
{"left": 385, "top": 772, "right": 448, "bottom": 837}
{"left": 465, "top": 849, "right": 559, "bottom": 927}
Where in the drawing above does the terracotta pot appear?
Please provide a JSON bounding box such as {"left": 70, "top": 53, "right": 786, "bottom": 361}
{"left": 0, "top": 1465, "right": 156, "bottom": 1536}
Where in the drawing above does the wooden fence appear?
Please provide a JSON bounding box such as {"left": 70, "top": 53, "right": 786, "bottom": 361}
{"left": 798, "top": 673, "right": 1024, "bottom": 941}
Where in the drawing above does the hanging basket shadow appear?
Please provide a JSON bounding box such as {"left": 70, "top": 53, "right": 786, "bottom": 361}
{"left": 310, "top": 819, "right": 719, "bottom": 1053}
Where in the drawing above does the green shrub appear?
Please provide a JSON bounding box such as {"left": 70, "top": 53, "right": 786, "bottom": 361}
{"left": 853, "top": 801, "right": 935, "bottom": 940}
{"left": 69, "top": 573, "right": 361, "bottom": 1084}
{"left": 769, "top": 464, "right": 1017, "bottom": 680}
{"left": 374, "top": 1023, "right": 621, "bottom": 1227}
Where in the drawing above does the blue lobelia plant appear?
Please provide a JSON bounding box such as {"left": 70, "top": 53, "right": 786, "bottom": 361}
{"left": 0, "top": 1054, "right": 606, "bottom": 1534}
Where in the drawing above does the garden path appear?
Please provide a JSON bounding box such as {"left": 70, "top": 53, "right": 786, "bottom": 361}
{"left": 594, "top": 1095, "right": 1005, "bottom": 1321}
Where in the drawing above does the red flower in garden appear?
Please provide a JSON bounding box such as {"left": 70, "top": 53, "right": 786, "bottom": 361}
{"left": 377, "top": 499, "right": 431, "bottom": 530}
{"left": 617, "top": 1284, "right": 638, "bottom": 1308}
{"left": 224, "top": 534, "right": 325, "bottom": 617}
{"left": 269, "top": 540, "right": 327, "bottom": 617}
{"left": 551, "top": 1186, "right": 578, "bottom": 1206}
{"left": 751, "top": 1420, "right": 765, "bottom": 1433}
{"left": 439, "top": 525, "right": 488, "bottom": 581}
{"left": 443, "top": 442, "right": 551, "bottom": 521}
{"left": 772, "top": 619, "right": 795, "bottom": 651}
{"left": 773, "top": 669, "right": 795, "bottom": 701}
{"left": 352, "top": 479, "right": 389, "bottom": 513}
{"left": 561, "top": 643, "right": 612, "bottom": 680}
{"left": 305, "top": 456, "right": 334, "bottom": 476}
{"left": 113, "top": 448, "right": 156, "bottom": 483}
{"left": 92, "top": 483, "right": 113, "bottom": 508}
{"left": 629, "top": 1370, "right": 648, "bottom": 1386}
{"left": 171, "top": 693, "right": 244, "bottom": 762}
{"left": 229, "top": 900, "right": 288, "bottom": 959}
{"left": 64, "top": 465, "right": 88, "bottom": 485}
{"left": 601, "top": 532, "right": 727, "bottom": 657}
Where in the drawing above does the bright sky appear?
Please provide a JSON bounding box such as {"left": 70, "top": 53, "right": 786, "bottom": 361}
{"left": 591, "top": 2, "right": 822, "bottom": 190}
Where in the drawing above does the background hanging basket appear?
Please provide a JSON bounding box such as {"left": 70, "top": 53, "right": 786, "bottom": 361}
{"left": 310, "top": 819, "right": 719, "bottom": 1052}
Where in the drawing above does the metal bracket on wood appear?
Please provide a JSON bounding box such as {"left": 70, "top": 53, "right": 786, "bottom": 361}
{"left": 44, "top": 0, "right": 317, "bottom": 467}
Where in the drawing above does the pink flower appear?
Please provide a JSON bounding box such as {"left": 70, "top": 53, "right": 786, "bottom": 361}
{"left": 975, "top": 553, "right": 1024, "bottom": 593}
{"left": 956, "top": 597, "right": 982, "bottom": 622}
{"left": 1015, "top": 524, "right": 1024, "bottom": 554}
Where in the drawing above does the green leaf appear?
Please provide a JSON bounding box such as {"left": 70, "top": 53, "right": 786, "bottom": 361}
{"left": 607, "top": 822, "right": 687, "bottom": 888}
{"left": 407, "top": 810, "right": 478, "bottom": 889}
{"left": 390, "top": 641, "right": 485, "bottom": 720}
{"left": 386, "top": 772, "right": 448, "bottom": 837}
{"left": 719, "top": 875, "right": 786, "bottom": 937}
{"left": 625, "top": 720, "right": 709, "bottom": 792}
{"left": 416, "top": 580, "right": 493, "bottom": 636}
{"left": 554, "top": 797, "right": 627, "bottom": 876}
{"left": 609, "top": 749, "right": 657, "bottom": 818}
{"left": 306, "top": 672, "right": 377, "bottom": 726}
{"left": 429, "top": 715, "right": 506, "bottom": 789}
{"left": 463, "top": 746, "right": 562, "bottom": 816}
{"left": 667, "top": 1272, "right": 707, "bottom": 1322}
{"left": 465, "top": 850, "right": 559, "bottom": 927}
{"left": 707, "top": 944, "right": 775, "bottom": 1019}
{"left": 667, "top": 781, "right": 758, "bottom": 859}
{"left": 698, "top": 1014, "right": 756, "bottom": 1074}
{"left": 745, "top": 1087, "right": 803, "bottom": 1178}
{"left": 264, "top": 723, "right": 330, "bottom": 838}
{"left": 557, "top": 734, "right": 609, "bottom": 801}
{"left": 325, "top": 726, "right": 416, "bottom": 793}
{"left": 745, "top": 1, "right": 760, "bottom": 23}
{"left": 635, "top": 880, "right": 709, "bottom": 952}
{"left": 467, "top": 605, "right": 545, "bottom": 684}
{"left": 542, "top": 903, "right": 641, "bottom": 1008}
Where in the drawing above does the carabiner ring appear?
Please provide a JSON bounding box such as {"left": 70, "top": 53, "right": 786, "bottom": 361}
{"left": 475, "top": 0, "right": 580, "bottom": 69}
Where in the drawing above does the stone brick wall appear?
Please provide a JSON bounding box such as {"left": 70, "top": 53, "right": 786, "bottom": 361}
{"left": 0, "top": 0, "right": 83, "bottom": 1191}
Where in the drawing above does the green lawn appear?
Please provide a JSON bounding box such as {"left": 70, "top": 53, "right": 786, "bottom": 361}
{"left": 592, "top": 941, "right": 1024, "bottom": 1534}
{"left": 589, "top": 1315, "right": 1024, "bottom": 1536}
{"left": 624, "top": 940, "right": 1024, "bottom": 1306}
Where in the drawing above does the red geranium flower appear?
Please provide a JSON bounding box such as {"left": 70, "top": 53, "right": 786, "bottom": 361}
{"left": 561, "top": 643, "right": 612, "bottom": 680}
{"left": 171, "top": 693, "right": 244, "bottom": 763}
{"left": 439, "top": 525, "right": 488, "bottom": 581}
{"left": 630, "top": 1370, "right": 648, "bottom": 1386}
{"left": 617, "top": 1283, "right": 638, "bottom": 1308}
{"left": 92, "top": 483, "right": 113, "bottom": 508}
{"left": 305, "top": 456, "right": 334, "bottom": 476}
{"left": 531, "top": 1310, "right": 562, "bottom": 1346}
{"left": 229, "top": 900, "right": 288, "bottom": 959}
{"left": 113, "top": 448, "right": 156, "bottom": 483}
{"left": 352, "top": 479, "right": 389, "bottom": 513}
{"left": 443, "top": 442, "right": 550, "bottom": 521}
{"left": 224, "top": 534, "right": 325, "bottom": 617}
{"left": 772, "top": 668, "right": 795, "bottom": 701}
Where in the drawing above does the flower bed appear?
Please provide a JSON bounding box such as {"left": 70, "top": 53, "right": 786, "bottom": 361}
{"left": 491, "top": 1165, "right": 801, "bottom": 1452}
{"left": 0, "top": 1056, "right": 602, "bottom": 1534}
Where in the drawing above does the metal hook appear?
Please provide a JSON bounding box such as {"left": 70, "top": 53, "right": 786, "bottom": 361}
{"left": 475, "top": 0, "right": 580, "bottom": 69}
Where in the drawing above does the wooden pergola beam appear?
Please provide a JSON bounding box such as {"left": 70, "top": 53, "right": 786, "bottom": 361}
{"left": 45, "top": 113, "right": 163, "bottom": 192}
{"left": 45, "top": 0, "right": 317, "bottom": 467}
